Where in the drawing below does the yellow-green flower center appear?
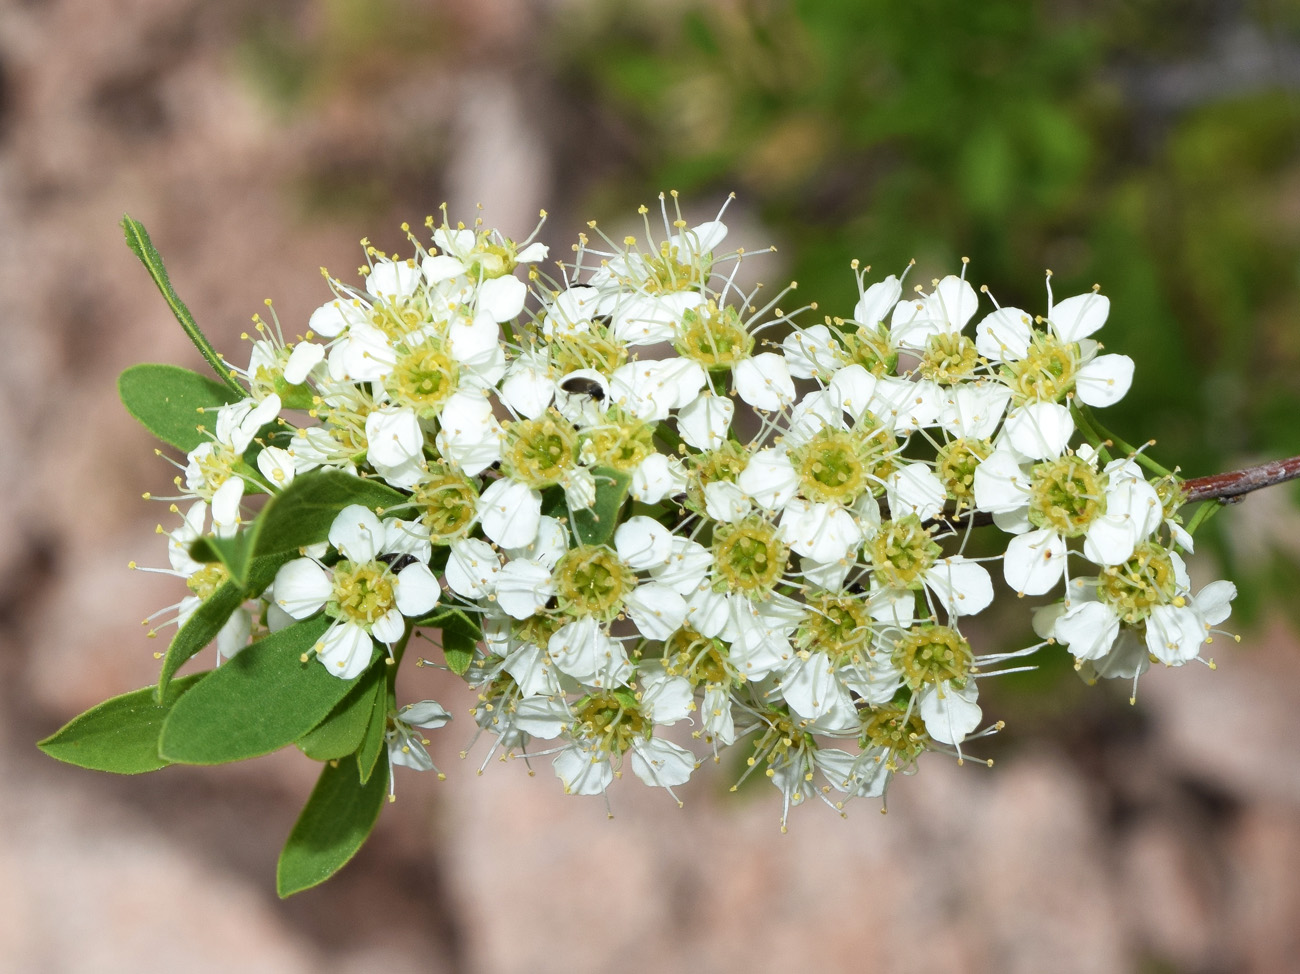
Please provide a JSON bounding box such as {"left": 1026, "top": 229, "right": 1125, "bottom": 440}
{"left": 675, "top": 301, "right": 753, "bottom": 370}
{"left": 919, "top": 332, "right": 980, "bottom": 384}
{"left": 186, "top": 563, "right": 228, "bottom": 602}
{"left": 573, "top": 689, "right": 646, "bottom": 755}
{"left": 582, "top": 408, "right": 657, "bottom": 472}
{"left": 936, "top": 437, "right": 993, "bottom": 508}
{"left": 1027, "top": 454, "right": 1107, "bottom": 537}
{"left": 501, "top": 413, "right": 577, "bottom": 488}
{"left": 664, "top": 625, "right": 732, "bottom": 687}
{"left": 413, "top": 466, "right": 479, "bottom": 544}
{"left": 869, "top": 515, "right": 941, "bottom": 590}
{"left": 796, "top": 594, "right": 873, "bottom": 664}
{"left": 555, "top": 545, "right": 636, "bottom": 621}
{"left": 859, "top": 702, "right": 930, "bottom": 769}
{"left": 1001, "top": 330, "right": 1079, "bottom": 403}
{"left": 370, "top": 293, "right": 431, "bottom": 342}
{"left": 549, "top": 328, "right": 628, "bottom": 376}
{"left": 330, "top": 560, "right": 396, "bottom": 628}
{"left": 841, "top": 323, "right": 898, "bottom": 376}
{"left": 712, "top": 518, "right": 788, "bottom": 597}
{"left": 893, "top": 624, "right": 974, "bottom": 689}
{"left": 1097, "top": 542, "right": 1179, "bottom": 624}
{"left": 385, "top": 340, "right": 459, "bottom": 418}
{"left": 685, "top": 440, "right": 750, "bottom": 514}
{"left": 789, "top": 427, "right": 872, "bottom": 505}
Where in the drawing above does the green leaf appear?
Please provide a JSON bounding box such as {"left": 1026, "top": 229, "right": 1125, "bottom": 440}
{"left": 276, "top": 753, "right": 389, "bottom": 898}
{"left": 156, "top": 580, "right": 244, "bottom": 697}
{"left": 411, "top": 607, "right": 482, "bottom": 676}
{"left": 37, "top": 674, "right": 205, "bottom": 774}
{"left": 354, "top": 673, "right": 390, "bottom": 784}
{"left": 570, "top": 466, "right": 633, "bottom": 547}
{"left": 187, "top": 533, "right": 252, "bottom": 586}
{"left": 246, "top": 471, "right": 407, "bottom": 564}
{"left": 118, "top": 364, "right": 243, "bottom": 453}
{"left": 159, "top": 616, "right": 373, "bottom": 765}
{"left": 297, "top": 665, "right": 384, "bottom": 762}
{"left": 122, "top": 215, "right": 245, "bottom": 395}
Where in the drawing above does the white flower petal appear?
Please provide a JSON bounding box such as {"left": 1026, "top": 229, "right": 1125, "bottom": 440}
{"left": 1075, "top": 354, "right": 1134, "bottom": 408}
{"left": 494, "top": 560, "right": 555, "bottom": 620}
{"left": 328, "top": 505, "right": 385, "bottom": 564}
{"left": 614, "top": 516, "right": 673, "bottom": 570}
{"left": 315, "top": 622, "right": 374, "bottom": 679}
{"left": 477, "top": 479, "right": 542, "bottom": 549}
{"left": 624, "top": 583, "right": 688, "bottom": 641}
{"left": 273, "top": 558, "right": 332, "bottom": 619}
{"left": 886, "top": 463, "right": 946, "bottom": 521}
{"left": 918, "top": 680, "right": 981, "bottom": 745}
{"left": 1050, "top": 292, "right": 1110, "bottom": 343}
{"left": 477, "top": 275, "right": 526, "bottom": 322}
{"left": 974, "top": 306, "right": 1032, "bottom": 362}
{"left": 734, "top": 353, "right": 795, "bottom": 411}
{"left": 444, "top": 538, "right": 501, "bottom": 599}
{"left": 1003, "top": 528, "right": 1067, "bottom": 596}
{"left": 394, "top": 562, "right": 440, "bottom": 617}
{"left": 1054, "top": 601, "right": 1120, "bottom": 661}
{"left": 1003, "top": 401, "right": 1074, "bottom": 459}
{"left": 677, "top": 394, "right": 734, "bottom": 451}
{"left": 631, "top": 738, "right": 696, "bottom": 788}
{"left": 925, "top": 558, "right": 994, "bottom": 617}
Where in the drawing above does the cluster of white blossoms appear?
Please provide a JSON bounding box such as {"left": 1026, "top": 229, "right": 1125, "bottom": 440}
{"left": 146, "top": 194, "right": 1237, "bottom": 825}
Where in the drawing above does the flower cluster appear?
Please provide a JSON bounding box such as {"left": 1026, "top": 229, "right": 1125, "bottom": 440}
{"left": 140, "top": 194, "right": 1236, "bottom": 825}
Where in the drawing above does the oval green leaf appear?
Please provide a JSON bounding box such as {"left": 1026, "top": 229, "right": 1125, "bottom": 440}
{"left": 119, "top": 364, "right": 243, "bottom": 453}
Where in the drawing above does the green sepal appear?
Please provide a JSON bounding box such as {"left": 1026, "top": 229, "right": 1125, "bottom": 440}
{"left": 122, "top": 215, "right": 245, "bottom": 396}
{"left": 412, "top": 607, "right": 482, "bottom": 676}
{"left": 276, "top": 753, "right": 389, "bottom": 898}
{"left": 296, "top": 664, "right": 385, "bottom": 762}
{"left": 158, "top": 615, "right": 374, "bottom": 765}
{"left": 570, "top": 466, "right": 633, "bottom": 547}
{"left": 37, "top": 674, "right": 205, "bottom": 774}
{"left": 118, "top": 364, "right": 243, "bottom": 454}
{"left": 155, "top": 551, "right": 290, "bottom": 700}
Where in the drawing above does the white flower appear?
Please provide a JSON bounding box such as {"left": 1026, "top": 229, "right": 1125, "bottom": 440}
{"left": 272, "top": 506, "right": 439, "bottom": 678}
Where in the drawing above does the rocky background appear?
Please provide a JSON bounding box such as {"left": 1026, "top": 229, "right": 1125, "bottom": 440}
{"left": 2, "top": 1, "right": 1299, "bottom": 971}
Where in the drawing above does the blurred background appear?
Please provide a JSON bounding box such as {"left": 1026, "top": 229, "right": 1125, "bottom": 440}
{"left": 2, "top": 0, "right": 1300, "bottom": 970}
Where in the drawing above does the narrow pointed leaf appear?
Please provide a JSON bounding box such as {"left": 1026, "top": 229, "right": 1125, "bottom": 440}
{"left": 297, "top": 665, "right": 385, "bottom": 762}
{"left": 276, "top": 753, "right": 389, "bottom": 898}
{"left": 122, "top": 215, "right": 245, "bottom": 395}
{"left": 159, "top": 616, "right": 374, "bottom": 765}
{"left": 38, "top": 674, "right": 205, "bottom": 774}
{"left": 119, "top": 364, "right": 243, "bottom": 453}
{"left": 570, "top": 466, "right": 632, "bottom": 547}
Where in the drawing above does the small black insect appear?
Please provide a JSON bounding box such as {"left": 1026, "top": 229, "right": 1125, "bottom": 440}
{"left": 560, "top": 376, "right": 606, "bottom": 401}
{"left": 377, "top": 552, "right": 420, "bottom": 573}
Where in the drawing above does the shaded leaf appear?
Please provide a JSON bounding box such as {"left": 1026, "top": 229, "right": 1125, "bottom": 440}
{"left": 276, "top": 753, "right": 389, "bottom": 898}
{"left": 118, "top": 364, "right": 242, "bottom": 453}
{"left": 247, "top": 471, "right": 406, "bottom": 562}
{"left": 156, "top": 580, "right": 244, "bottom": 697}
{"left": 355, "top": 673, "right": 390, "bottom": 785}
{"left": 37, "top": 674, "right": 205, "bottom": 774}
{"left": 570, "top": 466, "right": 632, "bottom": 547}
{"left": 159, "top": 616, "right": 371, "bottom": 765}
{"left": 297, "top": 664, "right": 384, "bottom": 762}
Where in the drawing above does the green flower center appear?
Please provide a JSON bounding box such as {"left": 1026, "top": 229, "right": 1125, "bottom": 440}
{"left": 186, "top": 563, "right": 228, "bottom": 602}
{"left": 936, "top": 437, "right": 993, "bottom": 508}
{"left": 1001, "top": 330, "right": 1079, "bottom": 403}
{"left": 573, "top": 689, "right": 646, "bottom": 755}
{"left": 501, "top": 413, "right": 577, "bottom": 488}
{"left": 841, "top": 323, "right": 898, "bottom": 376}
{"left": 919, "top": 332, "right": 979, "bottom": 384}
{"left": 465, "top": 243, "right": 516, "bottom": 280}
{"left": 549, "top": 327, "right": 628, "bottom": 376}
{"left": 1097, "top": 542, "right": 1179, "bottom": 624}
{"left": 1027, "top": 454, "right": 1107, "bottom": 537}
{"left": 712, "top": 518, "right": 788, "bottom": 597}
{"left": 385, "top": 340, "right": 458, "bottom": 418}
{"left": 893, "top": 624, "right": 974, "bottom": 689}
{"left": 369, "top": 293, "right": 431, "bottom": 342}
{"left": 789, "top": 428, "right": 871, "bottom": 505}
{"left": 859, "top": 702, "right": 930, "bottom": 769}
{"left": 582, "top": 408, "right": 657, "bottom": 472}
{"left": 555, "top": 545, "right": 636, "bottom": 621}
{"left": 413, "top": 466, "right": 479, "bottom": 544}
{"left": 796, "top": 595, "right": 873, "bottom": 664}
{"left": 664, "top": 626, "right": 732, "bottom": 687}
{"left": 869, "top": 515, "right": 941, "bottom": 590}
{"left": 675, "top": 301, "right": 753, "bottom": 370}
{"left": 331, "top": 560, "right": 396, "bottom": 628}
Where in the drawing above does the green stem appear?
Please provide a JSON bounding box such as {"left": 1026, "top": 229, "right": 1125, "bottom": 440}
{"left": 1068, "top": 403, "right": 1112, "bottom": 463}
{"left": 1074, "top": 403, "right": 1173, "bottom": 477}
{"left": 1183, "top": 499, "right": 1223, "bottom": 536}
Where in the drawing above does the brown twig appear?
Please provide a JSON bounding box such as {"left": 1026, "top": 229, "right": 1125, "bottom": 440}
{"left": 1181, "top": 455, "right": 1300, "bottom": 504}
